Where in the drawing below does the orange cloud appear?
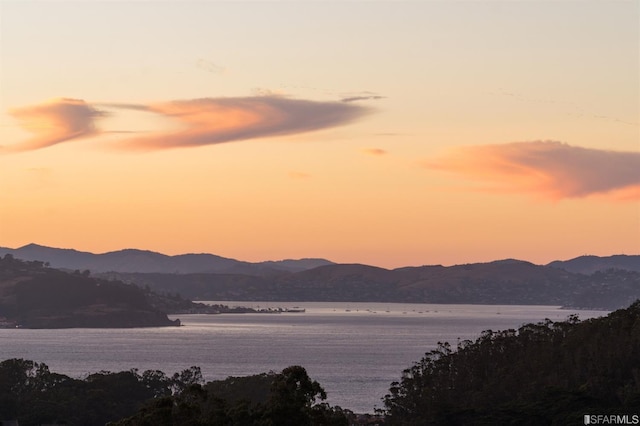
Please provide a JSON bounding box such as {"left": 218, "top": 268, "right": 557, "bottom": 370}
{"left": 427, "top": 141, "right": 640, "bottom": 201}
{"left": 108, "top": 96, "right": 370, "bottom": 151}
{"left": 362, "top": 148, "right": 387, "bottom": 156}
{"left": 4, "top": 96, "right": 369, "bottom": 153}
{"left": 6, "top": 98, "right": 105, "bottom": 152}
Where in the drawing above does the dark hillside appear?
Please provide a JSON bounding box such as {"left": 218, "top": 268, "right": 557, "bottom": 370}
{"left": 6, "top": 244, "right": 639, "bottom": 309}
{"left": 106, "top": 262, "right": 640, "bottom": 309}
{"left": 383, "top": 300, "right": 640, "bottom": 425}
{"left": 548, "top": 254, "right": 640, "bottom": 274}
{"left": 0, "top": 255, "right": 178, "bottom": 328}
{"left": 278, "top": 264, "right": 399, "bottom": 301}
{"left": 108, "top": 272, "right": 275, "bottom": 301}
{"left": 391, "top": 260, "right": 580, "bottom": 304}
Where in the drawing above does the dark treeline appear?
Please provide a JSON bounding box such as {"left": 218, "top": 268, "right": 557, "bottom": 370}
{"left": 0, "top": 359, "right": 203, "bottom": 425}
{"left": 0, "top": 361, "right": 351, "bottom": 426}
{"left": 382, "top": 300, "right": 640, "bottom": 425}
{"left": 113, "top": 366, "right": 351, "bottom": 426}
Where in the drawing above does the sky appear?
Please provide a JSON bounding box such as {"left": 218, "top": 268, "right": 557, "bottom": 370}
{"left": 0, "top": 0, "right": 638, "bottom": 269}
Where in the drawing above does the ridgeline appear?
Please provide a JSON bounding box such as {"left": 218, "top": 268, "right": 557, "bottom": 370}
{"left": 0, "top": 254, "right": 179, "bottom": 328}
{"left": 105, "top": 261, "right": 640, "bottom": 310}
{"left": 2, "top": 244, "right": 639, "bottom": 310}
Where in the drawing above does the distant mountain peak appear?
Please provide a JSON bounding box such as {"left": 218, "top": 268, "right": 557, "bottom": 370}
{"left": 113, "top": 248, "right": 157, "bottom": 253}
{"left": 1, "top": 243, "right": 637, "bottom": 276}
{"left": 20, "top": 242, "right": 74, "bottom": 251}
{"left": 489, "top": 259, "right": 536, "bottom": 266}
{"left": 0, "top": 244, "right": 335, "bottom": 275}
{"left": 20, "top": 243, "right": 45, "bottom": 249}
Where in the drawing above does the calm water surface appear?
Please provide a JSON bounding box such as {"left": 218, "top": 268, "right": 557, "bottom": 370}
{"left": 0, "top": 302, "right": 607, "bottom": 413}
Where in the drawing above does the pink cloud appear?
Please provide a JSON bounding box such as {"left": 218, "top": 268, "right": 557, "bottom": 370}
{"left": 426, "top": 141, "right": 640, "bottom": 201}
{"left": 108, "top": 96, "right": 370, "bottom": 151}
{"left": 4, "top": 95, "right": 370, "bottom": 153}
{"left": 362, "top": 148, "right": 387, "bottom": 156}
{"left": 6, "top": 98, "right": 105, "bottom": 152}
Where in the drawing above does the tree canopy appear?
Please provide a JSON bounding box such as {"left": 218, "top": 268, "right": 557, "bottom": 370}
{"left": 112, "top": 365, "right": 349, "bottom": 426}
{"left": 0, "top": 359, "right": 349, "bottom": 426}
{"left": 382, "top": 301, "right": 640, "bottom": 425}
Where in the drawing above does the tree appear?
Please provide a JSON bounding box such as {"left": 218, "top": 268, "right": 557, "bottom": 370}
{"left": 260, "top": 365, "right": 330, "bottom": 426}
{"left": 382, "top": 301, "right": 640, "bottom": 425}
{"left": 171, "top": 366, "right": 204, "bottom": 394}
{"left": 112, "top": 366, "right": 348, "bottom": 426}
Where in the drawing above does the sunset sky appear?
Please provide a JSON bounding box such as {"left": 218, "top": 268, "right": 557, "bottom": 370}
{"left": 1, "top": 0, "right": 638, "bottom": 268}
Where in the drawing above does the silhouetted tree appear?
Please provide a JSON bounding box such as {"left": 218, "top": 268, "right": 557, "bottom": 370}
{"left": 382, "top": 301, "right": 640, "bottom": 425}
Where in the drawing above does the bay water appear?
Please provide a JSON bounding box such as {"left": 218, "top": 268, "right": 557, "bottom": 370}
{"left": 0, "top": 302, "right": 607, "bottom": 413}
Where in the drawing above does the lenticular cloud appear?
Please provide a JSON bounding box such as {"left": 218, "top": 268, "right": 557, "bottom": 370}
{"left": 6, "top": 98, "right": 105, "bottom": 152}
{"left": 109, "top": 96, "right": 369, "bottom": 150}
{"left": 4, "top": 95, "right": 370, "bottom": 153}
{"left": 427, "top": 141, "right": 640, "bottom": 201}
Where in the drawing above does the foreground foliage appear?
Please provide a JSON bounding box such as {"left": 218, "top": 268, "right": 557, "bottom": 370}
{"left": 0, "top": 359, "right": 203, "bottom": 425}
{"left": 382, "top": 301, "right": 640, "bottom": 425}
{"left": 113, "top": 365, "right": 349, "bottom": 426}
{"left": 0, "top": 360, "right": 348, "bottom": 426}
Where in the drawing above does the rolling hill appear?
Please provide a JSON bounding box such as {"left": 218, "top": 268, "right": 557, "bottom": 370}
{"left": 2, "top": 244, "right": 639, "bottom": 310}
{"left": 0, "top": 255, "right": 180, "bottom": 328}
{"left": 102, "top": 261, "right": 640, "bottom": 310}
{"left": 0, "top": 244, "right": 333, "bottom": 275}
{"left": 547, "top": 254, "right": 640, "bottom": 274}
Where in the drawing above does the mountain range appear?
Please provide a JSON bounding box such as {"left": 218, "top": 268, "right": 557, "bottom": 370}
{"left": 2, "top": 244, "right": 640, "bottom": 310}
{"left": 2, "top": 243, "right": 639, "bottom": 275}
{"left": 0, "top": 243, "right": 333, "bottom": 275}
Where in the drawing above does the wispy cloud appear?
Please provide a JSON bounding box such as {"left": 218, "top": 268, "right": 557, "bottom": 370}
{"left": 426, "top": 141, "right": 640, "bottom": 201}
{"left": 490, "top": 89, "right": 639, "bottom": 127}
{"left": 4, "top": 95, "right": 370, "bottom": 153}
{"left": 5, "top": 98, "right": 105, "bottom": 152}
{"left": 110, "top": 96, "right": 370, "bottom": 151}
{"left": 362, "top": 148, "right": 388, "bottom": 156}
{"left": 341, "top": 95, "right": 385, "bottom": 103}
{"left": 250, "top": 87, "right": 287, "bottom": 97}
{"left": 195, "top": 58, "right": 226, "bottom": 74}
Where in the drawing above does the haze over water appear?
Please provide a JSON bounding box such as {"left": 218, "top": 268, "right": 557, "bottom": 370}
{"left": 0, "top": 302, "right": 607, "bottom": 413}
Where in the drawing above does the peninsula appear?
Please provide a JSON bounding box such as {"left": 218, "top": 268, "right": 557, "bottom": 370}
{"left": 0, "top": 254, "right": 179, "bottom": 328}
